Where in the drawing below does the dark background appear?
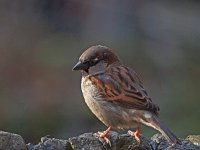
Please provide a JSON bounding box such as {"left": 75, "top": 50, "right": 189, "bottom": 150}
{"left": 0, "top": 0, "right": 200, "bottom": 143}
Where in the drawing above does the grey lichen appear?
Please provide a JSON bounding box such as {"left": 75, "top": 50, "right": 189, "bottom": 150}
{"left": 0, "top": 131, "right": 26, "bottom": 150}
{"left": 0, "top": 130, "right": 200, "bottom": 150}
{"left": 186, "top": 135, "right": 200, "bottom": 146}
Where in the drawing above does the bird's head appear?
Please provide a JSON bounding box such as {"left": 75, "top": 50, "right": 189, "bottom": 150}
{"left": 72, "top": 45, "right": 120, "bottom": 75}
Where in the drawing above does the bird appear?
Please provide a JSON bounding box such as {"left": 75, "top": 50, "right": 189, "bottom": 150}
{"left": 72, "top": 45, "right": 181, "bottom": 146}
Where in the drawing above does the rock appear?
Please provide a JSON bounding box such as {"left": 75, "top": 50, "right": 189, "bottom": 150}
{"left": 151, "top": 134, "right": 200, "bottom": 150}
{"left": 69, "top": 132, "right": 104, "bottom": 150}
{"left": 27, "top": 135, "right": 72, "bottom": 150}
{"left": 0, "top": 130, "right": 200, "bottom": 150}
{"left": 69, "top": 131, "right": 151, "bottom": 150}
{"left": 186, "top": 135, "right": 200, "bottom": 146}
{"left": 0, "top": 131, "right": 26, "bottom": 150}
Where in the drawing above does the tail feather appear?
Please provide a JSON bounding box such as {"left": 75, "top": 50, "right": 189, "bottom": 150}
{"left": 145, "top": 115, "right": 181, "bottom": 145}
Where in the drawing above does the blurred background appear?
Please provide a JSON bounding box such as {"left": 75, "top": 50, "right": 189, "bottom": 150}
{"left": 0, "top": 0, "right": 200, "bottom": 143}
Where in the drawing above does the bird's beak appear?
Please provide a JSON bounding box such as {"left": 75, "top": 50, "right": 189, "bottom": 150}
{"left": 72, "top": 61, "right": 89, "bottom": 71}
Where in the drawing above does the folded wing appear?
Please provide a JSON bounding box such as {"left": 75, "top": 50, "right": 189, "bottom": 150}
{"left": 89, "top": 65, "right": 160, "bottom": 116}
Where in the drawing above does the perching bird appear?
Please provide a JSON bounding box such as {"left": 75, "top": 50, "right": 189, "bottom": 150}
{"left": 72, "top": 45, "right": 181, "bottom": 146}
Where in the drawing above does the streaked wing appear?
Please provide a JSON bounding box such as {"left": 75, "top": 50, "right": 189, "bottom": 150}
{"left": 89, "top": 65, "right": 160, "bottom": 115}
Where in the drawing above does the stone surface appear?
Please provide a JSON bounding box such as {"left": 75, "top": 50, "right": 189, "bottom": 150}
{"left": 27, "top": 135, "right": 72, "bottom": 150}
{"left": 69, "top": 131, "right": 151, "bottom": 150}
{"left": 0, "top": 130, "right": 200, "bottom": 150}
{"left": 186, "top": 135, "right": 200, "bottom": 146}
{"left": 151, "top": 134, "right": 200, "bottom": 150}
{"left": 0, "top": 131, "right": 26, "bottom": 150}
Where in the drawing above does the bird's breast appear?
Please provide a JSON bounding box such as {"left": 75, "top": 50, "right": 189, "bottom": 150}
{"left": 80, "top": 76, "right": 144, "bottom": 129}
{"left": 81, "top": 76, "right": 101, "bottom": 100}
{"left": 81, "top": 76, "right": 108, "bottom": 123}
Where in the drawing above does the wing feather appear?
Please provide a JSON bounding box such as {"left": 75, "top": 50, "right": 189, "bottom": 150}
{"left": 89, "top": 65, "right": 160, "bottom": 115}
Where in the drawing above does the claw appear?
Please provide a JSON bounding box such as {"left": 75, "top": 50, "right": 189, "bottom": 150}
{"left": 95, "top": 126, "right": 112, "bottom": 147}
{"left": 128, "top": 127, "right": 141, "bottom": 143}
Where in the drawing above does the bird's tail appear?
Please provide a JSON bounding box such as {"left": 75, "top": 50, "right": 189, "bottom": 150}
{"left": 144, "top": 115, "right": 181, "bottom": 145}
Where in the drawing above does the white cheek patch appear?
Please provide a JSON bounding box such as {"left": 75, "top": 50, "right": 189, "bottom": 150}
{"left": 144, "top": 112, "right": 152, "bottom": 119}
{"left": 94, "top": 58, "right": 99, "bottom": 61}
{"left": 131, "top": 110, "right": 136, "bottom": 113}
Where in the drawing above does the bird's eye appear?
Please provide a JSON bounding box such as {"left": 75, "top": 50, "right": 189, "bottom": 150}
{"left": 89, "top": 58, "right": 99, "bottom": 66}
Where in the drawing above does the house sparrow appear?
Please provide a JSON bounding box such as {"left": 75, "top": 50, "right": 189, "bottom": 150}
{"left": 72, "top": 45, "right": 181, "bottom": 146}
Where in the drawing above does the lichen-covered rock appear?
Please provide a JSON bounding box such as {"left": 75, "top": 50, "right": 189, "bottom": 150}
{"left": 151, "top": 134, "right": 200, "bottom": 150}
{"left": 186, "top": 135, "right": 200, "bottom": 146}
{"left": 27, "top": 135, "right": 72, "bottom": 150}
{"left": 69, "top": 131, "right": 151, "bottom": 150}
{"left": 0, "top": 130, "right": 200, "bottom": 150}
{"left": 0, "top": 131, "right": 26, "bottom": 150}
{"left": 69, "top": 132, "right": 105, "bottom": 150}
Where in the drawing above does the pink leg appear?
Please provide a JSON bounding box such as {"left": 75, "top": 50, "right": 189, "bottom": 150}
{"left": 128, "top": 127, "right": 141, "bottom": 143}
{"left": 95, "top": 126, "right": 112, "bottom": 147}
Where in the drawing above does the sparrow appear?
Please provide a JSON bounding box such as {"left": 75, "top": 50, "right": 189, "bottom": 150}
{"left": 72, "top": 45, "right": 181, "bottom": 146}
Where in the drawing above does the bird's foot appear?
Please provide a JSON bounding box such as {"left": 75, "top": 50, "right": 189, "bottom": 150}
{"left": 95, "top": 126, "right": 112, "bottom": 147}
{"left": 128, "top": 127, "right": 141, "bottom": 144}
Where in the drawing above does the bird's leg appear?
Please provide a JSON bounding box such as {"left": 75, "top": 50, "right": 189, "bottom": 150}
{"left": 95, "top": 126, "right": 112, "bottom": 147}
{"left": 128, "top": 127, "right": 141, "bottom": 143}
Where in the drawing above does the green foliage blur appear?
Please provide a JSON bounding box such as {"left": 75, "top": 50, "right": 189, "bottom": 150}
{"left": 0, "top": 0, "right": 200, "bottom": 142}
